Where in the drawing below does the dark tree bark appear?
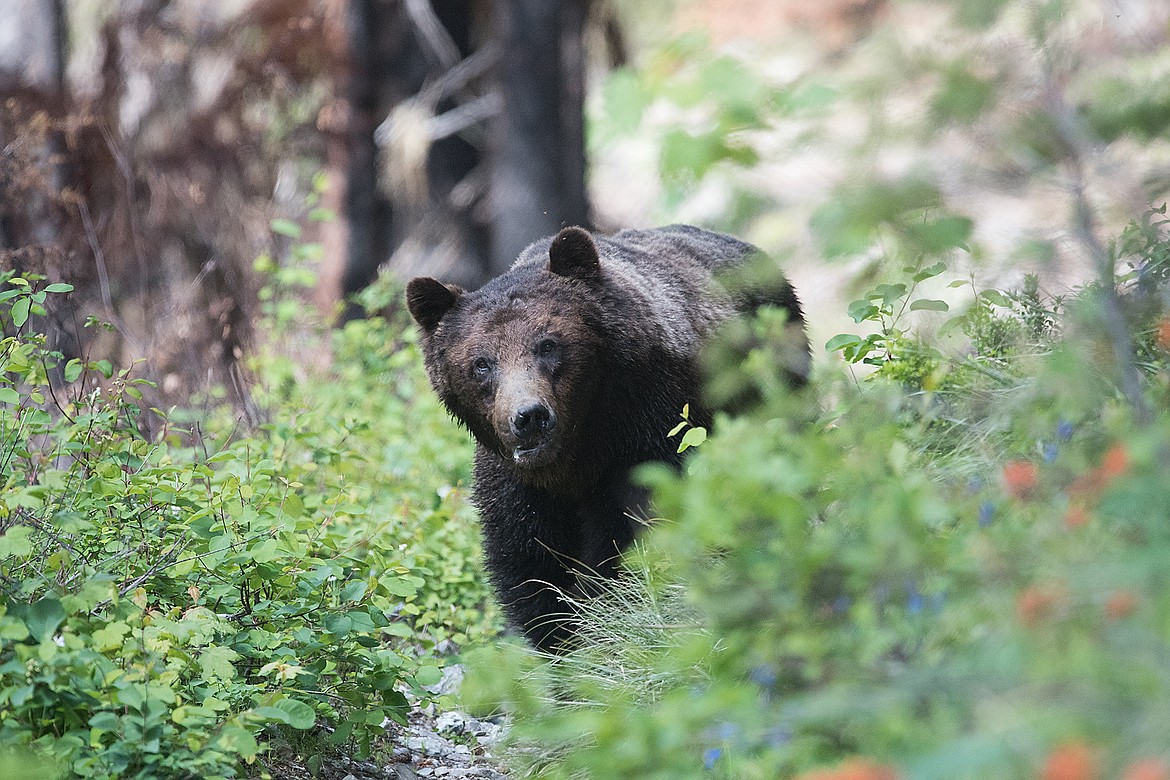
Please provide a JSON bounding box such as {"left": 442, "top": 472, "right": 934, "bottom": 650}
{"left": 328, "top": 0, "right": 593, "bottom": 309}
{"left": 333, "top": 0, "right": 395, "bottom": 320}
{"left": 4, "top": 1, "right": 333, "bottom": 413}
{"left": 0, "top": 0, "right": 68, "bottom": 253}
{"left": 489, "top": 0, "right": 590, "bottom": 275}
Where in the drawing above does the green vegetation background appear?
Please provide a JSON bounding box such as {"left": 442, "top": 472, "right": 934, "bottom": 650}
{"left": 4, "top": 1, "right": 1170, "bottom": 779}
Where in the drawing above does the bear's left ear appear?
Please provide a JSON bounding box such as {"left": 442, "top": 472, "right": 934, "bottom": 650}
{"left": 549, "top": 226, "right": 600, "bottom": 279}
{"left": 406, "top": 277, "right": 464, "bottom": 332}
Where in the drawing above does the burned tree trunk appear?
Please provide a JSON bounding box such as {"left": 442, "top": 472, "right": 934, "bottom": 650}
{"left": 489, "top": 0, "right": 589, "bottom": 275}
{"left": 327, "top": 0, "right": 593, "bottom": 310}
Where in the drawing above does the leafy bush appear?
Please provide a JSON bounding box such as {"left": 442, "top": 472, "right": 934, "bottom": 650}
{"left": 0, "top": 256, "right": 498, "bottom": 778}
{"left": 468, "top": 213, "right": 1170, "bottom": 777}
{"left": 466, "top": 1, "right": 1170, "bottom": 776}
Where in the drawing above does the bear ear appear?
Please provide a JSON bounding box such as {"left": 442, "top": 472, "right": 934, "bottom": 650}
{"left": 548, "top": 226, "right": 600, "bottom": 279}
{"left": 406, "top": 277, "right": 463, "bottom": 332}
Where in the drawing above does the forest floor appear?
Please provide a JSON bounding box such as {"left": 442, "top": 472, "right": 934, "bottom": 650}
{"left": 268, "top": 665, "right": 510, "bottom": 779}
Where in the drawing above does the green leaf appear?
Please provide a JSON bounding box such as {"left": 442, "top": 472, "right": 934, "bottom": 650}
{"left": 64, "top": 358, "right": 83, "bottom": 383}
{"left": 661, "top": 129, "right": 725, "bottom": 182}
{"left": 382, "top": 576, "right": 420, "bottom": 598}
{"left": 91, "top": 621, "right": 130, "bottom": 652}
{"left": 980, "top": 290, "right": 1011, "bottom": 307}
{"left": 10, "top": 297, "right": 30, "bottom": 327}
{"left": 912, "top": 262, "right": 949, "bottom": 283}
{"left": 323, "top": 613, "right": 353, "bottom": 637}
{"left": 248, "top": 538, "right": 279, "bottom": 563}
{"left": 871, "top": 284, "right": 908, "bottom": 305}
{"left": 678, "top": 426, "right": 707, "bottom": 453}
{"left": 271, "top": 219, "right": 302, "bottom": 239}
{"left": 383, "top": 622, "right": 413, "bottom": 639}
{"left": 341, "top": 579, "right": 369, "bottom": 603}
{"left": 905, "top": 216, "right": 974, "bottom": 253}
{"left": 0, "top": 616, "right": 30, "bottom": 641}
{"left": 23, "top": 597, "right": 66, "bottom": 643}
{"left": 932, "top": 64, "right": 996, "bottom": 123}
{"left": 825, "top": 334, "right": 864, "bottom": 352}
{"left": 171, "top": 705, "right": 217, "bottom": 726}
{"left": 217, "top": 725, "right": 259, "bottom": 759}
{"left": 0, "top": 387, "right": 19, "bottom": 405}
{"left": 43, "top": 283, "right": 74, "bottom": 293}
{"left": 847, "top": 300, "right": 881, "bottom": 323}
{"left": 0, "top": 526, "right": 33, "bottom": 558}
{"left": 909, "top": 299, "right": 950, "bottom": 312}
{"left": 415, "top": 665, "right": 443, "bottom": 687}
{"left": 198, "top": 645, "right": 240, "bottom": 681}
{"left": 274, "top": 698, "right": 316, "bottom": 730}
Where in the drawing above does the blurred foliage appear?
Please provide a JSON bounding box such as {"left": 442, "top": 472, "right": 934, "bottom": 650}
{"left": 467, "top": 1, "right": 1170, "bottom": 779}
{"left": 5, "top": 0, "right": 1170, "bottom": 778}
{"left": 467, "top": 206, "right": 1170, "bottom": 779}
{"left": 0, "top": 204, "right": 499, "bottom": 777}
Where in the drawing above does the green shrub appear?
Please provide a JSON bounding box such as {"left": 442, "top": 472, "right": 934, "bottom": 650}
{"left": 0, "top": 264, "right": 498, "bottom": 778}
{"left": 469, "top": 240, "right": 1170, "bottom": 777}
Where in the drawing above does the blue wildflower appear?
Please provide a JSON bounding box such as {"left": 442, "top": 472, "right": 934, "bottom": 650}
{"left": 978, "top": 501, "right": 994, "bottom": 527}
{"left": 833, "top": 595, "right": 852, "bottom": 614}
{"left": 1043, "top": 441, "right": 1058, "bottom": 463}
{"left": 763, "top": 724, "right": 792, "bottom": 748}
{"left": 704, "top": 747, "right": 722, "bottom": 770}
{"left": 749, "top": 665, "right": 777, "bottom": 690}
{"left": 715, "top": 722, "right": 739, "bottom": 741}
{"left": 905, "top": 581, "right": 924, "bottom": 614}
{"left": 1056, "top": 419, "right": 1074, "bottom": 440}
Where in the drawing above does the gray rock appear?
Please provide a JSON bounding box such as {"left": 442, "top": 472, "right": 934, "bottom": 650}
{"left": 391, "top": 765, "right": 418, "bottom": 780}
{"left": 426, "top": 664, "right": 465, "bottom": 697}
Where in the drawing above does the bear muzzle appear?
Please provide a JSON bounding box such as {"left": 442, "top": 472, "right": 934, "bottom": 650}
{"left": 508, "top": 401, "right": 558, "bottom": 465}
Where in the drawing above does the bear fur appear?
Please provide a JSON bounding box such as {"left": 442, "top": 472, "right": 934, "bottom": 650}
{"left": 406, "top": 225, "right": 809, "bottom": 652}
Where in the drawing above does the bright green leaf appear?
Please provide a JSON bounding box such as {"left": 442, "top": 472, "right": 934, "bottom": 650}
{"left": 10, "top": 297, "right": 30, "bottom": 327}
{"left": 270, "top": 218, "right": 302, "bottom": 238}
{"left": 909, "top": 299, "right": 950, "bottom": 312}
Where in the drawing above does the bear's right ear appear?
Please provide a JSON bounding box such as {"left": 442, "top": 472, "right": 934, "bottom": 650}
{"left": 548, "top": 226, "right": 600, "bottom": 279}
{"left": 406, "top": 277, "right": 463, "bottom": 332}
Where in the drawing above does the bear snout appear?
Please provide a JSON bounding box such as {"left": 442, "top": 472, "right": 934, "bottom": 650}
{"left": 510, "top": 402, "right": 555, "bottom": 442}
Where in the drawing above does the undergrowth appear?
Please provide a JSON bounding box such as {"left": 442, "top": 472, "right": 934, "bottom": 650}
{"left": 466, "top": 200, "right": 1170, "bottom": 779}
{"left": 0, "top": 217, "right": 500, "bottom": 778}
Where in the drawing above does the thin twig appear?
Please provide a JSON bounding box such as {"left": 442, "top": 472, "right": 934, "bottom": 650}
{"left": 403, "top": 0, "right": 461, "bottom": 69}
{"left": 1048, "top": 93, "right": 1153, "bottom": 423}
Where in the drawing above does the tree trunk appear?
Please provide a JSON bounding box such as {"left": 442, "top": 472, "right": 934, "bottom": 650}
{"left": 489, "top": 0, "right": 590, "bottom": 275}
{"left": 326, "top": 0, "right": 593, "bottom": 306}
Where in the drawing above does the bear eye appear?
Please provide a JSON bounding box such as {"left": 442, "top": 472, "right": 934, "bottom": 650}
{"left": 537, "top": 338, "right": 559, "bottom": 356}
{"left": 472, "top": 356, "right": 492, "bottom": 376}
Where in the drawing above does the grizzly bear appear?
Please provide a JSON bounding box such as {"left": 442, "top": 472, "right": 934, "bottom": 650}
{"left": 406, "top": 225, "right": 808, "bottom": 652}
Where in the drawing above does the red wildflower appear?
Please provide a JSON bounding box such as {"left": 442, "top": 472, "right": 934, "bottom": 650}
{"left": 1042, "top": 741, "right": 1096, "bottom": 780}
{"left": 1003, "top": 460, "right": 1038, "bottom": 499}
{"left": 1124, "top": 758, "right": 1170, "bottom": 780}
{"left": 1064, "top": 504, "right": 1089, "bottom": 529}
{"left": 796, "top": 758, "right": 899, "bottom": 780}
{"left": 1099, "top": 444, "right": 1130, "bottom": 480}
{"left": 1105, "top": 589, "right": 1138, "bottom": 620}
{"left": 1156, "top": 317, "right": 1170, "bottom": 351}
{"left": 1017, "top": 586, "right": 1060, "bottom": 627}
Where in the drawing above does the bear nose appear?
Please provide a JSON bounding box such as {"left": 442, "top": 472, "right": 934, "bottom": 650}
{"left": 511, "top": 403, "right": 552, "bottom": 441}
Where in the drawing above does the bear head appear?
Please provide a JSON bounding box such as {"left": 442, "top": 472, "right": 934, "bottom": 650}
{"left": 406, "top": 227, "right": 606, "bottom": 483}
